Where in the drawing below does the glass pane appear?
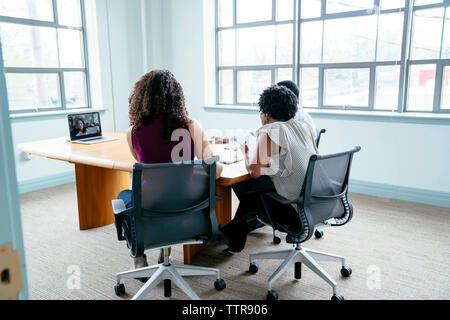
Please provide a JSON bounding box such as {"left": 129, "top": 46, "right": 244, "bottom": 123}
{"left": 277, "top": 68, "right": 293, "bottom": 82}
{"left": 0, "top": 23, "right": 58, "bottom": 68}
{"left": 324, "top": 68, "right": 370, "bottom": 107}
{"left": 323, "top": 16, "right": 377, "bottom": 63}
{"left": 218, "top": 0, "right": 233, "bottom": 27}
{"left": 237, "top": 0, "right": 272, "bottom": 24}
{"left": 411, "top": 8, "right": 444, "bottom": 60}
{"left": 375, "top": 66, "right": 400, "bottom": 111}
{"left": 377, "top": 13, "right": 404, "bottom": 61}
{"left": 407, "top": 64, "right": 436, "bottom": 112}
{"left": 5, "top": 73, "right": 60, "bottom": 110}
{"left": 219, "top": 70, "right": 234, "bottom": 104}
{"left": 380, "top": 0, "right": 405, "bottom": 10}
{"left": 58, "top": 29, "right": 84, "bottom": 68}
{"left": 277, "top": 0, "right": 294, "bottom": 21}
{"left": 64, "top": 72, "right": 87, "bottom": 108}
{"left": 0, "top": 0, "right": 53, "bottom": 21}
{"left": 218, "top": 29, "right": 236, "bottom": 66}
{"left": 237, "top": 70, "right": 272, "bottom": 104}
{"left": 441, "top": 66, "right": 450, "bottom": 109}
{"left": 300, "top": 21, "right": 323, "bottom": 63}
{"left": 57, "top": 0, "right": 82, "bottom": 27}
{"left": 237, "top": 26, "right": 275, "bottom": 66}
{"left": 326, "top": 0, "right": 373, "bottom": 14}
{"left": 442, "top": 8, "right": 450, "bottom": 58}
{"left": 300, "top": 68, "right": 319, "bottom": 107}
{"left": 276, "top": 24, "right": 293, "bottom": 64}
{"left": 414, "top": 0, "right": 442, "bottom": 6}
{"left": 301, "top": 0, "right": 321, "bottom": 19}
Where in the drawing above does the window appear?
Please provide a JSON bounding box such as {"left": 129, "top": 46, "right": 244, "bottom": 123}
{"left": 0, "top": 0, "right": 90, "bottom": 113}
{"left": 216, "top": 0, "right": 450, "bottom": 114}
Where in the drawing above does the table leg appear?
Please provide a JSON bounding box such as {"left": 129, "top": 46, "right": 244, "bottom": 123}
{"left": 75, "top": 164, "right": 130, "bottom": 231}
{"left": 183, "top": 185, "right": 232, "bottom": 265}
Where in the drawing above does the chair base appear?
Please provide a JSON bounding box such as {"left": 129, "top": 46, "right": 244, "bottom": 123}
{"left": 249, "top": 244, "right": 348, "bottom": 298}
{"left": 116, "top": 248, "right": 222, "bottom": 300}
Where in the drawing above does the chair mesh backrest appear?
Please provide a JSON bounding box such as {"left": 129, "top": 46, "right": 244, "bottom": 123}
{"left": 305, "top": 153, "right": 351, "bottom": 226}
{"left": 140, "top": 163, "right": 210, "bottom": 212}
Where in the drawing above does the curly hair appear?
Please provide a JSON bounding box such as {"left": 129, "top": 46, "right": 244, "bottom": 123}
{"left": 128, "top": 70, "right": 190, "bottom": 142}
{"left": 277, "top": 80, "right": 299, "bottom": 99}
{"left": 259, "top": 85, "right": 298, "bottom": 121}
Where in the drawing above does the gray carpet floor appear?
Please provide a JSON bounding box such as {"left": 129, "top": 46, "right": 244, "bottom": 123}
{"left": 20, "top": 183, "right": 450, "bottom": 300}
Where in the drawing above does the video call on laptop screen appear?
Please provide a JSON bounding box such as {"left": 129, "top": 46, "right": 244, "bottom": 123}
{"left": 68, "top": 112, "right": 102, "bottom": 141}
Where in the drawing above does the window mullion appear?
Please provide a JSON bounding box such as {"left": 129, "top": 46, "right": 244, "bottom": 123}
{"left": 398, "top": 0, "right": 414, "bottom": 113}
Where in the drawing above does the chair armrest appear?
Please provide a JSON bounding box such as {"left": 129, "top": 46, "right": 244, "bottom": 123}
{"left": 112, "top": 199, "right": 128, "bottom": 215}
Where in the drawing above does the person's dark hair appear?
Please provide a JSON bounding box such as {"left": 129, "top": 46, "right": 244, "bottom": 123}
{"left": 277, "top": 80, "right": 299, "bottom": 99}
{"left": 259, "top": 85, "right": 298, "bottom": 121}
{"left": 75, "top": 118, "right": 87, "bottom": 133}
{"left": 129, "top": 70, "right": 190, "bottom": 142}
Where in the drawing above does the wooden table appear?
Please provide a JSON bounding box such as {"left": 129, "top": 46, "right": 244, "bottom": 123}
{"left": 17, "top": 133, "right": 250, "bottom": 264}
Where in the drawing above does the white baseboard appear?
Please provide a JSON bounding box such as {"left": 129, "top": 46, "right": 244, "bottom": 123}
{"left": 18, "top": 172, "right": 75, "bottom": 195}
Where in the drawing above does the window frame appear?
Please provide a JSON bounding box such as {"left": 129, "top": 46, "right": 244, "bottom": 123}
{"left": 215, "top": 0, "right": 450, "bottom": 114}
{"left": 0, "top": 0, "right": 91, "bottom": 114}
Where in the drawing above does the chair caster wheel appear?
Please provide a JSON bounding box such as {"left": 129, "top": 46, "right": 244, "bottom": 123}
{"left": 164, "top": 279, "right": 172, "bottom": 297}
{"left": 249, "top": 262, "right": 259, "bottom": 274}
{"left": 331, "top": 294, "right": 345, "bottom": 301}
{"left": 266, "top": 290, "right": 279, "bottom": 301}
{"left": 273, "top": 234, "right": 282, "bottom": 245}
{"left": 315, "top": 229, "right": 324, "bottom": 239}
{"left": 114, "top": 283, "right": 125, "bottom": 296}
{"left": 214, "top": 279, "right": 226, "bottom": 291}
{"left": 341, "top": 266, "right": 352, "bottom": 278}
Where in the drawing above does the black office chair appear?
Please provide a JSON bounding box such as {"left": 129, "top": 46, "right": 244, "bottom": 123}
{"left": 248, "top": 147, "right": 361, "bottom": 300}
{"left": 271, "top": 128, "right": 327, "bottom": 245}
{"left": 112, "top": 158, "right": 226, "bottom": 300}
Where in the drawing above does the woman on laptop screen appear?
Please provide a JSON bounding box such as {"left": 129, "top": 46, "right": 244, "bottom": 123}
{"left": 117, "top": 70, "right": 223, "bottom": 277}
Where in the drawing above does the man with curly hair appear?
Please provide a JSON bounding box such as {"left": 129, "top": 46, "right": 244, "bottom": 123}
{"left": 220, "top": 85, "right": 319, "bottom": 253}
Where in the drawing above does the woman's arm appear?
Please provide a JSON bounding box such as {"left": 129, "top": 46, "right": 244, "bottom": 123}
{"left": 188, "top": 120, "right": 223, "bottom": 179}
{"left": 244, "top": 132, "right": 276, "bottom": 179}
{"left": 126, "top": 126, "right": 139, "bottom": 162}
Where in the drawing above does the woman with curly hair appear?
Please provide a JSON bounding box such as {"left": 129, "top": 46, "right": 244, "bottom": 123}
{"left": 118, "top": 70, "right": 223, "bottom": 274}
{"left": 220, "top": 85, "right": 318, "bottom": 253}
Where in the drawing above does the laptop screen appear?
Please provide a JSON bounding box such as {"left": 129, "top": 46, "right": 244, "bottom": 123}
{"left": 68, "top": 112, "right": 102, "bottom": 141}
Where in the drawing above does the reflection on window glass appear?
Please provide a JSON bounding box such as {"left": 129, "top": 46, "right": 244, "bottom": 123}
{"left": 326, "top": 0, "right": 373, "bottom": 14}
{"left": 300, "top": 68, "right": 319, "bottom": 108}
{"left": 301, "top": 0, "right": 321, "bottom": 19}
{"left": 219, "top": 29, "right": 236, "bottom": 66}
{"left": 323, "top": 16, "right": 377, "bottom": 63}
{"left": 64, "top": 72, "right": 87, "bottom": 108}
{"left": 414, "top": 0, "right": 442, "bottom": 6}
{"left": 324, "top": 68, "right": 370, "bottom": 107}
{"left": 0, "top": 23, "right": 58, "bottom": 68}
{"left": 5, "top": 73, "right": 60, "bottom": 110}
{"left": 219, "top": 70, "right": 234, "bottom": 104}
{"left": 277, "top": 68, "right": 293, "bottom": 82}
{"left": 57, "top": 0, "right": 82, "bottom": 27}
{"left": 411, "top": 8, "right": 444, "bottom": 60}
{"left": 380, "top": 0, "right": 405, "bottom": 10}
{"left": 300, "top": 21, "right": 323, "bottom": 63}
{"left": 407, "top": 64, "right": 436, "bottom": 112}
{"left": 237, "top": 0, "right": 272, "bottom": 24}
{"left": 0, "top": 0, "right": 53, "bottom": 21}
{"left": 276, "top": 24, "right": 293, "bottom": 64}
{"left": 237, "top": 26, "right": 275, "bottom": 65}
{"left": 237, "top": 70, "right": 271, "bottom": 104}
{"left": 442, "top": 8, "right": 450, "bottom": 58}
{"left": 440, "top": 66, "right": 450, "bottom": 109}
{"left": 375, "top": 66, "right": 400, "bottom": 110}
{"left": 218, "top": 0, "right": 233, "bottom": 27}
{"left": 58, "top": 29, "right": 84, "bottom": 68}
{"left": 377, "top": 13, "right": 404, "bottom": 61}
{"left": 276, "top": 0, "right": 294, "bottom": 21}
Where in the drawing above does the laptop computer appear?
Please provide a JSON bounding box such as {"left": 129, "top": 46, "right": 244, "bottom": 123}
{"left": 68, "top": 112, "right": 119, "bottom": 145}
